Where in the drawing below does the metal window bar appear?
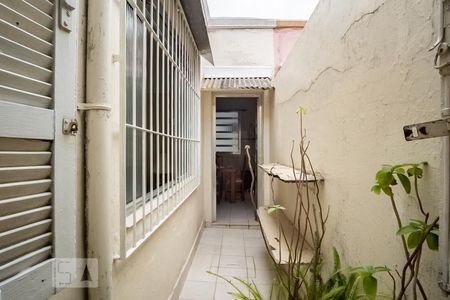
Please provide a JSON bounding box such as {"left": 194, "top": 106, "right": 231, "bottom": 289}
{"left": 123, "top": 0, "right": 201, "bottom": 257}
{"left": 132, "top": 9, "right": 137, "bottom": 247}
{"left": 142, "top": 14, "right": 147, "bottom": 237}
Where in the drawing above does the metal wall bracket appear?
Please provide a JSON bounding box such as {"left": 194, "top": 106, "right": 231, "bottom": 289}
{"left": 59, "top": 0, "right": 76, "bottom": 32}
{"left": 403, "top": 119, "right": 450, "bottom": 141}
{"left": 63, "top": 118, "right": 78, "bottom": 136}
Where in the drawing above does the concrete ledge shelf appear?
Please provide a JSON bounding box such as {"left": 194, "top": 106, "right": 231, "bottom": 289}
{"left": 258, "top": 163, "right": 324, "bottom": 183}
{"left": 257, "top": 206, "right": 313, "bottom": 264}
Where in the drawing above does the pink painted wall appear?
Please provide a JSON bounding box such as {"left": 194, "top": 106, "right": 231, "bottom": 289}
{"left": 273, "top": 28, "right": 303, "bottom": 76}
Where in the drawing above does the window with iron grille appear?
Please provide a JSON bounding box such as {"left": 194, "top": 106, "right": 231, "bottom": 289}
{"left": 124, "top": 0, "right": 200, "bottom": 256}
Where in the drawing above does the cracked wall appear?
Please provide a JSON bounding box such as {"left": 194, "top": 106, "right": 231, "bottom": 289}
{"left": 272, "top": 0, "right": 444, "bottom": 297}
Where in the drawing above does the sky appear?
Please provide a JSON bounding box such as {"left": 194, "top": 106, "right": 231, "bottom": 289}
{"left": 206, "top": 0, "right": 319, "bottom": 20}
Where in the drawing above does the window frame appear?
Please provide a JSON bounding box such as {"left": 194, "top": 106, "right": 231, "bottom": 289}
{"left": 120, "top": 0, "right": 201, "bottom": 259}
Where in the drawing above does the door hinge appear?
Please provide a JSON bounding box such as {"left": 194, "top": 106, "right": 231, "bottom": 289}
{"left": 63, "top": 118, "right": 79, "bottom": 136}
{"left": 59, "top": 0, "right": 76, "bottom": 32}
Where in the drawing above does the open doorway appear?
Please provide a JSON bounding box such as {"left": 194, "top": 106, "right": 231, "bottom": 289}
{"left": 215, "top": 97, "right": 258, "bottom": 226}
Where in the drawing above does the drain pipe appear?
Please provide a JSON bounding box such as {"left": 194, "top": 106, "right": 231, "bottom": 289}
{"left": 85, "top": 0, "right": 113, "bottom": 298}
{"left": 439, "top": 74, "right": 450, "bottom": 295}
{"left": 437, "top": 0, "right": 450, "bottom": 294}
{"left": 403, "top": 0, "right": 450, "bottom": 293}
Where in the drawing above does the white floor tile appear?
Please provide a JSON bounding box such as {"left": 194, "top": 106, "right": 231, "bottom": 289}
{"left": 243, "top": 229, "right": 263, "bottom": 238}
{"left": 214, "top": 283, "right": 235, "bottom": 300}
{"left": 217, "top": 267, "right": 248, "bottom": 278}
{"left": 221, "top": 245, "right": 245, "bottom": 256}
{"left": 219, "top": 255, "right": 247, "bottom": 269}
{"left": 248, "top": 268, "right": 276, "bottom": 284}
{"left": 245, "top": 246, "right": 269, "bottom": 258}
{"left": 199, "top": 236, "right": 222, "bottom": 247}
{"left": 196, "top": 244, "right": 221, "bottom": 255}
{"left": 247, "top": 256, "right": 274, "bottom": 271}
{"left": 179, "top": 280, "right": 216, "bottom": 300}
{"left": 244, "top": 236, "right": 265, "bottom": 246}
{"left": 186, "top": 265, "right": 218, "bottom": 282}
{"left": 222, "top": 238, "right": 244, "bottom": 248}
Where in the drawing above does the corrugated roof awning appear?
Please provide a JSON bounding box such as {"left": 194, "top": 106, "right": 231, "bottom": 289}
{"left": 202, "top": 77, "right": 273, "bottom": 91}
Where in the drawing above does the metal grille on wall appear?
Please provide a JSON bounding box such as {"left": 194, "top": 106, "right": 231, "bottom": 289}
{"left": 124, "top": 0, "right": 200, "bottom": 256}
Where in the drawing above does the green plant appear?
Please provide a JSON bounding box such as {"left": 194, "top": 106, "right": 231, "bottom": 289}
{"left": 371, "top": 162, "right": 439, "bottom": 299}
{"left": 314, "top": 248, "right": 390, "bottom": 300}
{"left": 207, "top": 271, "right": 267, "bottom": 300}
{"left": 209, "top": 108, "right": 439, "bottom": 300}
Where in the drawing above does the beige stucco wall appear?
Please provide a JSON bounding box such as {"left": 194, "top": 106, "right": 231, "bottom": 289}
{"left": 207, "top": 28, "right": 275, "bottom": 66}
{"left": 272, "top": 0, "right": 444, "bottom": 298}
{"left": 112, "top": 189, "right": 204, "bottom": 300}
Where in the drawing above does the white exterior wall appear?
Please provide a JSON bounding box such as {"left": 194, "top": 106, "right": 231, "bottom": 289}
{"left": 206, "top": 28, "right": 275, "bottom": 67}
{"left": 272, "top": 0, "right": 444, "bottom": 298}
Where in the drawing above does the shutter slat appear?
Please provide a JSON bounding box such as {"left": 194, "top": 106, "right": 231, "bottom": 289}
{"left": 0, "top": 219, "right": 51, "bottom": 249}
{"left": 0, "top": 19, "right": 53, "bottom": 56}
{"left": 0, "top": 206, "right": 51, "bottom": 233}
{"left": 0, "top": 246, "right": 51, "bottom": 281}
{"left": 0, "top": 138, "right": 51, "bottom": 151}
{"left": 0, "top": 166, "right": 52, "bottom": 184}
{"left": 0, "top": 193, "right": 51, "bottom": 216}
{"left": 24, "top": 0, "right": 54, "bottom": 17}
{"left": 0, "top": 179, "right": 52, "bottom": 200}
{"left": 0, "top": 36, "right": 52, "bottom": 69}
{"left": 0, "top": 0, "right": 53, "bottom": 27}
{"left": 0, "top": 68, "right": 52, "bottom": 96}
{"left": 0, "top": 85, "right": 51, "bottom": 109}
{"left": 0, "top": 3, "right": 53, "bottom": 42}
{"left": 0, "top": 233, "right": 52, "bottom": 265}
{"left": 0, "top": 151, "right": 51, "bottom": 167}
{"left": 0, "top": 53, "right": 52, "bottom": 83}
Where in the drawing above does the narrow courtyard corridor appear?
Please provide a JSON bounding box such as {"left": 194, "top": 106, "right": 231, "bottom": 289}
{"left": 215, "top": 200, "right": 260, "bottom": 227}
{"left": 179, "top": 227, "right": 275, "bottom": 300}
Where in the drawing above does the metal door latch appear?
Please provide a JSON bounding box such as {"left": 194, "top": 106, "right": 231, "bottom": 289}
{"left": 59, "top": 0, "right": 76, "bottom": 32}
{"left": 403, "top": 119, "right": 450, "bottom": 141}
{"left": 63, "top": 118, "right": 78, "bottom": 136}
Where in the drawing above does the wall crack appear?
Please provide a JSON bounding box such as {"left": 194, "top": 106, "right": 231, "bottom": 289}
{"left": 341, "top": 2, "right": 385, "bottom": 41}
{"left": 284, "top": 66, "right": 352, "bottom": 102}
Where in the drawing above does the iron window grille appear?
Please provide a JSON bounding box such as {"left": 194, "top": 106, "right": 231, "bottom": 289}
{"left": 123, "top": 0, "right": 201, "bottom": 257}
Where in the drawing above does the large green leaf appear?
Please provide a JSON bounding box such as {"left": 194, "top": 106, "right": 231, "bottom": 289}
{"left": 332, "top": 247, "right": 341, "bottom": 273}
{"left": 362, "top": 276, "right": 377, "bottom": 299}
{"left": 397, "top": 224, "right": 418, "bottom": 236}
{"left": 371, "top": 185, "right": 381, "bottom": 195}
{"left": 321, "top": 286, "right": 346, "bottom": 300}
{"left": 381, "top": 186, "right": 393, "bottom": 196}
{"left": 267, "top": 205, "right": 285, "bottom": 214}
{"left": 407, "top": 231, "right": 421, "bottom": 249}
{"left": 426, "top": 233, "right": 439, "bottom": 251}
{"left": 396, "top": 173, "right": 411, "bottom": 194}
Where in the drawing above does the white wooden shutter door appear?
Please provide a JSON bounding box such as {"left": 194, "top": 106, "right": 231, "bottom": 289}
{"left": 216, "top": 112, "right": 241, "bottom": 154}
{"left": 0, "top": 0, "right": 77, "bottom": 298}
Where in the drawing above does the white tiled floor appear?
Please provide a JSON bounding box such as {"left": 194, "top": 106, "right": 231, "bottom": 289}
{"left": 215, "top": 199, "right": 259, "bottom": 227}
{"left": 179, "top": 227, "right": 276, "bottom": 300}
